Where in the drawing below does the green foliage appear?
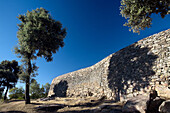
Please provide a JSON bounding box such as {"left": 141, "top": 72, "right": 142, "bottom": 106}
{"left": 14, "top": 7, "right": 66, "bottom": 104}
{"left": 0, "top": 91, "right": 3, "bottom": 99}
{"left": 19, "top": 62, "right": 39, "bottom": 83}
{"left": 30, "top": 79, "right": 41, "bottom": 99}
{"left": 120, "top": 0, "right": 170, "bottom": 33}
{"left": 0, "top": 60, "right": 20, "bottom": 87}
{"left": 9, "top": 87, "right": 25, "bottom": 99}
{"left": 17, "top": 97, "right": 24, "bottom": 100}
{"left": 15, "top": 7, "right": 67, "bottom": 61}
{"left": 30, "top": 80, "right": 50, "bottom": 99}
{"left": 44, "top": 83, "right": 50, "bottom": 97}
{"left": 40, "top": 85, "right": 45, "bottom": 97}
{"left": 0, "top": 60, "right": 21, "bottom": 100}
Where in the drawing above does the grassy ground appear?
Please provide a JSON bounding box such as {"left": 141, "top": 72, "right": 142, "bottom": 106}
{"left": 0, "top": 97, "right": 123, "bottom": 113}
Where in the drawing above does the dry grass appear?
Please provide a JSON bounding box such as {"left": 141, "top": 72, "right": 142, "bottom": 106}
{"left": 0, "top": 97, "right": 123, "bottom": 113}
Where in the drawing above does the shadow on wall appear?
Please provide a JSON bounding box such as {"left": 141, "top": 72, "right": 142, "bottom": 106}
{"left": 53, "top": 80, "right": 68, "bottom": 97}
{"left": 107, "top": 44, "right": 158, "bottom": 101}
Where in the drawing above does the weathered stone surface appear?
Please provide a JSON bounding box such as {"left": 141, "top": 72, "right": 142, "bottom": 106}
{"left": 159, "top": 100, "right": 170, "bottom": 113}
{"left": 48, "top": 29, "right": 170, "bottom": 102}
{"left": 122, "top": 95, "right": 149, "bottom": 113}
{"left": 156, "top": 86, "right": 170, "bottom": 99}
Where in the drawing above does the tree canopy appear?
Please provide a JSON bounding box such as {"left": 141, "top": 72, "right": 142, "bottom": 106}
{"left": 15, "top": 7, "right": 66, "bottom": 61}
{"left": 0, "top": 60, "right": 19, "bottom": 87}
{"left": 120, "top": 0, "right": 170, "bottom": 33}
{"left": 15, "top": 7, "right": 67, "bottom": 104}
{"left": 0, "top": 60, "right": 20, "bottom": 100}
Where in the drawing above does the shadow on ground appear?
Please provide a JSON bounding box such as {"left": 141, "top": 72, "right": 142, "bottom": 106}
{"left": 57, "top": 103, "right": 122, "bottom": 113}
{"left": 36, "top": 97, "right": 123, "bottom": 113}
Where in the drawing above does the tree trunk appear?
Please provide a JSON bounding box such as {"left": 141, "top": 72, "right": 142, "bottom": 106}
{"left": 25, "top": 77, "right": 30, "bottom": 104}
{"left": 4, "top": 84, "right": 9, "bottom": 100}
{"left": 25, "top": 58, "right": 32, "bottom": 104}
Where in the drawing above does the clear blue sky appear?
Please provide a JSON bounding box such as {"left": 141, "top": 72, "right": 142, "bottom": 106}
{"left": 0, "top": 0, "right": 170, "bottom": 88}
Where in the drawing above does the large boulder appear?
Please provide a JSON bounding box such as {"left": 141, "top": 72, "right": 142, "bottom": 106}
{"left": 159, "top": 100, "right": 170, "bottom": 113}
{"left": 122, "top": 95, "right": 149, "bottom": 113}
{"left": 147, "top": 97, "right": 165, "bottom": 113}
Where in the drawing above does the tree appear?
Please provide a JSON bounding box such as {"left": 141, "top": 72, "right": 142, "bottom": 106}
{"left": 30, "top": 80, "right": 49, "bottom": 99}
{"left": 120, "top": 0, "right": 170, "bottom": 33}
{"left": 30, "top": 80, "right": 41, "bottom": 99}
{"left": 0, "top": 60, "right": 20, "bottom": 100}
{"left": 44, "top": 83, "right": 50, "bottom": 97}
{"left": 40, "top": 85, "right": 45, "bottom": 98}
{"left": 15, "top": 7, "right": 67, "bottom": 104}
{"left": 0, "top": 64, "right": 5, "bottom": 99}
{"left": 9, "top": 87, "right": 25, "bottom": 99}
{"left": 0, "top": 90, "right": 3, "bottom": 99}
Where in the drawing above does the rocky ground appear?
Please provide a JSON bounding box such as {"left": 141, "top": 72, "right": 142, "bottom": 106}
{"left": 0, "top": 97, "right": 123, "bottom": 113}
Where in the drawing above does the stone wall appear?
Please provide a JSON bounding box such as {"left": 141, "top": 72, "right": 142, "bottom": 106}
{"left": 48, "top": 54, "right": 111, "bottom": 98}
{"left": 48, "top": 29, "right": 170, "bottom": 101}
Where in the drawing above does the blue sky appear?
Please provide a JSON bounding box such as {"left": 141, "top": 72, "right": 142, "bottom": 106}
{"left": 0, "top": 0, "right": 170, "bottom": 88}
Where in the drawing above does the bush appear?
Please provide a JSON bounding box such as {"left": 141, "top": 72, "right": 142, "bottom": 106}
{"left": 0, "top": 91, "right": 3, "bottom": 99}
{"left": 9, "top": 87, "right": 24, "bottom": 100}
{"left": 17, "top": 97, "right": 24, "bottom": 100}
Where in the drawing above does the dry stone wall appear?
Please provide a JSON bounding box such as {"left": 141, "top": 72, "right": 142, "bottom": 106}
{"left": 48, "top": 29, "right": 170, "bottom": 101}
{"left": 48, "top": 55, "right": 111, "bottom": 98}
